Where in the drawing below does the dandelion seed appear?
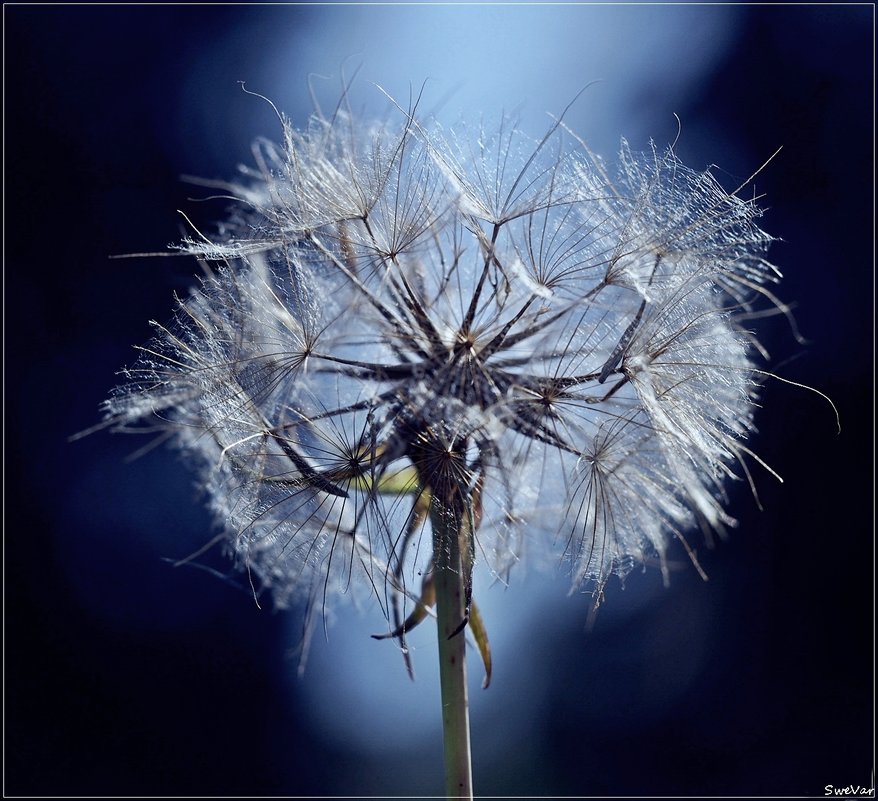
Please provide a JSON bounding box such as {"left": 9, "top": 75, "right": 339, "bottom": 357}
{"left": 101, "top": 85, "right": 794, "bottom": 799}
{"left": 104, "top": 89, "right": 784, "bottom": 615}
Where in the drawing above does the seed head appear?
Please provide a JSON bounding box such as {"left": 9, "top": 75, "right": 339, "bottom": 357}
{"left": 104, "top": 89, "right": 782, "bottom": 629}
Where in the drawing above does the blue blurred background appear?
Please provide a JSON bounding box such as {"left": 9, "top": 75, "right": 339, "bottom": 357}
{"left": 6, "top": 4, "right": 873, "bottom": 797}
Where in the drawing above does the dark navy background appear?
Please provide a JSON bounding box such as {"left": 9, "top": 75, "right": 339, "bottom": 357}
{"left": 5, "top": 5, "right": 873, "bottom": 797}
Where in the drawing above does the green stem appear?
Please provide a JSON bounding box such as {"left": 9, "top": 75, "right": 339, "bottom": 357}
{"left": 431, "top": 503, "right": 474, "bottom": 801}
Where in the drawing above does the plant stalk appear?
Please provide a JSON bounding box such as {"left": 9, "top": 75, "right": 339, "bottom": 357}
{"left": 431, "top": 503, "right": 474, "bottom": 800}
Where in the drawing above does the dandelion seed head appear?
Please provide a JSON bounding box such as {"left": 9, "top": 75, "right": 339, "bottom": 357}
{"left": 104, "top": 87, "right": 783, "bottom": 624}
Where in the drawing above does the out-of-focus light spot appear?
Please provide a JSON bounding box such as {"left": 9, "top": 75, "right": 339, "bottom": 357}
{"left": 176, "top": 5, "right": 742, "bottom": 167}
